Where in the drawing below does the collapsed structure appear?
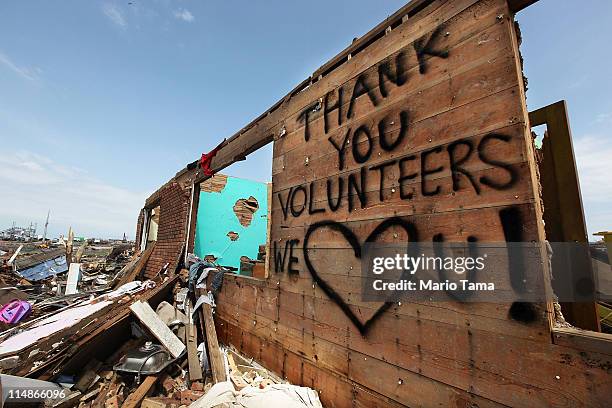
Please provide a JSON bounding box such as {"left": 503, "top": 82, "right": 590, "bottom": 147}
{"left": 0, "top": 0, "right": 610, "bottom": 407}
{"left": 130, "top": 0, "right": 611, "bottom": 405}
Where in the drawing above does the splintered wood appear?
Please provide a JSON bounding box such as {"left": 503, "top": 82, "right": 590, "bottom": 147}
{"left": 121, "top": 376, "right": 157, "bottom": 408}
{"left": 116, "top": 243, "right": 156, "bottom": 288}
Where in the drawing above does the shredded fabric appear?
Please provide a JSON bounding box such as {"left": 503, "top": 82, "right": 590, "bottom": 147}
{"left": 210, "top": 270, "right": 225, "bottom": 295}
{"left": 199, "top": 139, "right": 226, "bottom": 177}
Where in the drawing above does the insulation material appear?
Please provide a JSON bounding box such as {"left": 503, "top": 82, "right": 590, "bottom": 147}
{"left": 193, "top": 176, "right": 268, "bottom": 271}
{"left": 189, "top": 381, "right": 323, "bottom": 408}
{"left": 0, "top": 300, "right": 112, "bottom": 355}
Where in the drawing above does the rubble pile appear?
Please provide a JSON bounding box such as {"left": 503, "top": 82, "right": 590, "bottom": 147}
{"left": 0, "top": 248, "right": 323, "bottom": 408}
{"left": 0, "top": 241, "right": 135, "bottom": 327}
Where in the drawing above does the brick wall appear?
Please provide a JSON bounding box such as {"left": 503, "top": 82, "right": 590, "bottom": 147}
{"left": 142, "top": 181, "right": 191, "bottom": 279}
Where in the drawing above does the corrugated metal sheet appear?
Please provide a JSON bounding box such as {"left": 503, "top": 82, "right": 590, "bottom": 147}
{"left": 17, "top": 255, "right": 68, "bottom": 281}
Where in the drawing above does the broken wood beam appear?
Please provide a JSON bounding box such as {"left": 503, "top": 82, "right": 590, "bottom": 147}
{"left": 121, "top": 376, "right": 157, "bottom": 408}
{"left": 112, "top": 251, "right": 142, "bottom": 288}
{"left": 141, "top": 397, "right": 177, "bottom": 408}
{"left": 116, "top": 242, "right": 156, "bottom": 287}
{"left": 7, "top": 244, "right": 23, "bottom": 267}
{"left": 66, "top": 227, "right": 74, "bottom": 265}
{"left": 130, "top": 300, "right": 186, "bottom": 358}
{"left": 29, "top": 276, "right": 179, "bottom": 381}
{"left": 75, "top": 241, "right": 88, "bottom": 263}
{"left": 91, "top": 381, "right": 112, "bottom": 408}
{"left": 75, "top": 358, "right": 102, "bottom": 392}
{"left": 186, "top": 322, "right": 203, "bottom": 382}
{"left": 202, "top": 302, "right": 227, "bottom": 383}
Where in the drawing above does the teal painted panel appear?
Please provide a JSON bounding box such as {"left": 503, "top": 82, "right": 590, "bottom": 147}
{"left": 193, "top": 176, "right": 268, "bottom": 271}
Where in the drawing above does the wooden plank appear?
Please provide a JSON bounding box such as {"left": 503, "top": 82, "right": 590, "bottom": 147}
{"left": 552, "top": 327, "right": 612, "bottom": 356}
{"left": 186, "top": 322, "right": 203, "bottom": 381}
{"left": 112, "top": 251, "right": 142, "bottom": 287}
{"left": 221, "top": 269, "right": 543, "bottom": 339}
{"left": 217, "top": 303, "right": 610, "bottom": 407}
{"left": 75, "top": 358, "right": 102, "bottom": 392}
{"left": 529, "top": 102, "right": 590, "bottom": 245}
{"left": 75, "top": 242, "right": 87, "bottom": 263}
{"left": 130, "top": 300, "right": 186, "bottom": 358}
{"left": 80, "top": 387, "right": 102, "bottom": 402}
{"left": 65, "top": 263, "right": 82, "bottom": 295}
{"left": 141, "top": 398, "right": 169, "bottom": 408}
{"left": 273, "top": 9, "right": 519, "bottom": 158}
{"left": 202, "top": 302, "right": 227, "bottom": 383}
{"left": 29, "top": 276, "right": 179, "bottom": 381}
{"left": 271, "top": 204, "right": 540, "bottom": 248}
{"left": 265, "top": 182, "right": 272, "bottom": 279}
{"left": 121, "top": 376, "right": 157, "bottom": 408}
{"left": 117, "top": 242, "right": 156, "bottom": 287}
{"left": 66, "top": 227, "right": 74, "bottom": 265}
{"left": 91, "top": 381, "right": 112, "bottom": 408}
{"left": 529, "top": 101, "right": 600, "bottom": 331}
{"left": 348, "top": 348, "right": 504, "bottom": 407}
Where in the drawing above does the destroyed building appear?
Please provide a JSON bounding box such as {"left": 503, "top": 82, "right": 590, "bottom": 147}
{"left": 1, "top": 0, "right": 611, "bottom": 407}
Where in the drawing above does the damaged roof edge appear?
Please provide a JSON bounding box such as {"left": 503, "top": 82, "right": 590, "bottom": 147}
{"left": 143, "top": 165, "right": 201, "bottom": 208}
{"left": 148, "top": 0, "right": 542, "bottom": 205}
{"left": 178, "top": 0, "right": 539, "bottom": 185}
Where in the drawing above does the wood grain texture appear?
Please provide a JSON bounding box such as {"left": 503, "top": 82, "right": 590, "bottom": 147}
{"left": 215, "top": 274, "right": 611, "bottom": 407}
{"left": 202, "top": 302, "right": 227, "bottom": 383}
{"left": 186, "top": 322, "right": 203, "bottom": 381}
{"left": 130, "top": 300, "right": 186, "bottom": 358}
{"left": 116, "top": 243, "right": 155, "bottom": 287}
{"left": 121, "top": 376, "right": 157, "bottom": 408}
{"left": 200, "top": 0, "right": 611, "bottom": 406}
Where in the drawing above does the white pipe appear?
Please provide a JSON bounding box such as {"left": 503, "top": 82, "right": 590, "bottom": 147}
{"left": 184, "top": 181, "right": 195, "bottom": 264}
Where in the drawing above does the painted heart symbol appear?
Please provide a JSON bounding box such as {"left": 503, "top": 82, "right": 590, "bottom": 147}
{"left": 303, "top": 217, "right": 418, "bottom": 335}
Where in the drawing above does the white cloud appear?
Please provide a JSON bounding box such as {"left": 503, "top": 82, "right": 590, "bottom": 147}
{"left": 173, "top": 8, "right": 194, "bottom": 22}
{"left": 574, "top": 135, "right": 612, "bottom": 202}
{"left": 596, "top": 112, "right": 612, "bottom": 124}
{"left": 103, "top": 3, "right": 127, "bottom": 28}
{"left": 573, "top": 134, "right": 612, "bottom": 235}
{"left": 0, "top": 51, "right": 40, "bottom": 81}
{"left": 0, "top": 151, "right": 149, "bottom": 239}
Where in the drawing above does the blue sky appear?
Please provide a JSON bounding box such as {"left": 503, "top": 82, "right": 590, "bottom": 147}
{"left": 0, "top": 0, "right": 610, "bottom": 239}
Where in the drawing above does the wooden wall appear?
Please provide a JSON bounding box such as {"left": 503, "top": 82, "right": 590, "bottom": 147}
{"left": 212, "top": 0, "right": 612, "bottom": 406}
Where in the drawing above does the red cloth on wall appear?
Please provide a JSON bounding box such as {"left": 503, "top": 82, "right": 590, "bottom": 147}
{"left": 199, "top": 139, "right": 226, "bottom": 177}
